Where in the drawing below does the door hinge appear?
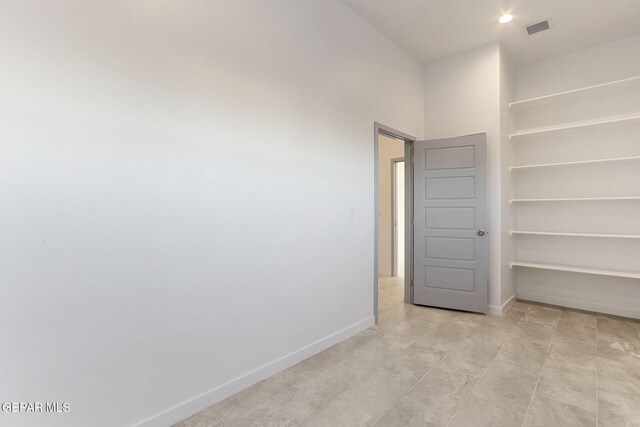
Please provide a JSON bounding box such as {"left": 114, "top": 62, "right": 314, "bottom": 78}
{"left": 410, "top": 279, "right": 414, "bottom": 288}
{"left": 411, "top": 217, "right": 414, "bottom": 225}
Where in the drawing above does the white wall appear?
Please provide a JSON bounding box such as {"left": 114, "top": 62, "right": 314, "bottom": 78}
{"left": 499, "top": 46, "right": 517, "bottom": 308}
{"left": 377, "top": 135, "right": 405, "bottom": 277}
{"left": 0, "top": 1, "right": 424, "bottom": 426}
{"left": 423, "top": 43, "right": 511, "bottom": 312}
{"left": 513, "top": 34, "right": 640, "bottom": 319}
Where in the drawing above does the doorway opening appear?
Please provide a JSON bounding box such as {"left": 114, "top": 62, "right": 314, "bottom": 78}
{"left": 374, "top": 123, "right": 415, "bottom": 323}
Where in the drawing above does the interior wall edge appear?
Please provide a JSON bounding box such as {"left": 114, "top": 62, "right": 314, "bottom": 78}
{"left": 487, "top": 293, "right": 516, "bottom": 315}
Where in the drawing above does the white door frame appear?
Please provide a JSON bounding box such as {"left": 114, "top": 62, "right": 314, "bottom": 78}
{"left": 391, "top": 158, "right": 405, "bottom": 277}
{"left": 374, "top": 123, "right": 415, "bottom": 323}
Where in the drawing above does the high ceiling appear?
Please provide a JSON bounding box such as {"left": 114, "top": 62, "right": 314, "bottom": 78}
{"left": 341, "top": 0, "right": 640, "bottom": 64}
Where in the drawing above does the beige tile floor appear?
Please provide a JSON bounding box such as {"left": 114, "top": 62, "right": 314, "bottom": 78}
{"left": 175, "top": 277, "right": 640, "bottom": 426}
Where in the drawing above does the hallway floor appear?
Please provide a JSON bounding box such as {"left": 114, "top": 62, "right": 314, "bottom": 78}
{"left": 176, "top": 277, "right": 640, "bottom": 426}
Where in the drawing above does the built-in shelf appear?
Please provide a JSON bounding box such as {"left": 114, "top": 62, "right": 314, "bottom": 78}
{"left": 510, "top": 261, "right": 640, "bottom": 280}
{"left": 510, "top": 231, "right": 640, "bottom": 239}
{"left": 509, "top": 75, "right": 640, "bottom": 108}
{"left": 510, "top": 156, "right": 640, "bottom": 172}
{"left": 508, "top": 72, "right": 640, "bottom": 317}
{"left": 510, "top": 196, "right": 640, "bottom": 204}
{"left": 509, "top": 114, "right": 640, "bottom": 140}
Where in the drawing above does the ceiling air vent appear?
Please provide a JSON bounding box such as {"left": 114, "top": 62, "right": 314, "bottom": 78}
{"left": 524, "top": 19, "right": 551, "bottom": 36}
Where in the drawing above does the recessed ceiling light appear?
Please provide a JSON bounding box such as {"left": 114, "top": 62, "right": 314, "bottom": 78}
{"left": 499, "top": 14, "right": 513, "bottom": 24}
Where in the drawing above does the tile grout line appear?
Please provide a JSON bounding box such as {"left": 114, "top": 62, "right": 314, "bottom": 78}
{"left": 520, "top": 308, "right": 561, "bottom": 423}
{"left": 363, "top": 293, "right": 459, "bottom": 426}
{"left": 372, "top": 394, "right": 452, "bottom": 426}
{"left": 371, "top": 313, "right": 474, "bottom": 425}
{"left": 360, "top": 292, "right": 441, "bottom": 425}
{"left": 267, "top": 292, "right": 402, "bottom": 426}
{"left": 370, "top": 359, "right": 438, "bottom": 425}
{"left": 297, "top": 297, "right": 405, "bottom": 424}
{"left": 405, "top": 395, "right": 453, "bottom": 422}
{"left": 368, "top": 318, "right": 447, "bottom": 425}
{"left": 444, "top": 304, "right": 532, "bottom": 426}
{"left": 378, "top": 314, "right": 484, "bottom": 426}
{"left": 372, "top": 319, "right": 452, "bottom": 426}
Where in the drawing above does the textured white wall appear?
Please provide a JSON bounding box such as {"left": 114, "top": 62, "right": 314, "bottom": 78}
{"left": 423, "top": 43, "right": 505, "bottom": 310}
{"left": 0, "top": 1, "right": 424, "bottom": 426}
{"left": 377, "top": 135, "right": 405, "bottom": 277}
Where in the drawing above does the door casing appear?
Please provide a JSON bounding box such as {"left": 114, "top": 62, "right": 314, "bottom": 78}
{"left": 374, "top": 123, "right": 415, "bottom": 323}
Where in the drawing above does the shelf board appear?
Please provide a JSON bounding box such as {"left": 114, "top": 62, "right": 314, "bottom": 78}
{"left": 510, "top": 156, "right": 640, "bottom": 172}
{"left": 509, "top": 75, "right": 640, "bottom": 108}
{"left": 510, "top": 196, "right": 640, "bottom": 204}
{"left": 509, "top": 114, "right": 640, "bottom": 140}
{"left": 510, "top": 261, "right": 640, "bottom": 280}
{"left": 510, "top": 231, "right": 640, "bottom": 239}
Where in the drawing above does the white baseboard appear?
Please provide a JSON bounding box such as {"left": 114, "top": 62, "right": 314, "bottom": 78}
{"left": 134, "top": 316, "right": 376, "bottom": 427}
{"left": 517, "top": 291, "right": 640, "bottom": 320}
{"left": 488, "top": 294, "right": 516, "bottom": 316}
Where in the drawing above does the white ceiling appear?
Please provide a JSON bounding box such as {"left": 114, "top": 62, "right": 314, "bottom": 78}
{"left": 341, "top": 0, "right": 640, "bottom": 65}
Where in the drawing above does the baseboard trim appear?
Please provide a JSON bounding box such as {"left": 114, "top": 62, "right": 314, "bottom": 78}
{"left": 517, "top": 291, "right": 640, "bottom": 320}
{"left": 488, "top": 294, "right": 516, "bottom": 316}
{"left": 134, "top": 316, "right": 376, "bottom": 427}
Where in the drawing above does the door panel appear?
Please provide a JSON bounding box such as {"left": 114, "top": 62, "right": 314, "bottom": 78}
{"left": 425, "top": 177, "right": 476, "bottom": 199}
{"left": 425, "top": 237, "right": 475, "bottom": 260}
{"left": 413, "top": 133, "right": 488, "bottom": 313}
{"left": 425, "top": 207, "right": 475, "bottom": 229}
{"left": 425, "top": 266, "right": 475, "bottom": 292}
{"left": 425, "top": 146, "right": 476, "bottom": 170}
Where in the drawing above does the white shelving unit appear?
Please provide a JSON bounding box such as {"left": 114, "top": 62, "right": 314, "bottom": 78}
{"left": 510, "top": 261, "right": 640, "bottom": 280}
{"left": 510, "top": 155, "right": 640, "bottom": 172}
{"left": 509, "top": 75, "right": 640, "bottom": 109}
{"left": 509, "top": 113, "right": 640, "bottom": 140}
{"left": 510, "top": 231, "right": 640, "bottom": 239}
{"left": 508, "top": 74, "right": 640, "bottom": 315}
{"left": 510, "top": 196, "right": 640, "bottom": 204}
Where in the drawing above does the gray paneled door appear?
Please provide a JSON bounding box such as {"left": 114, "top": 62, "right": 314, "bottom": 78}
{"left": 413, "top": 133, "right": 488, "bottom": 313}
